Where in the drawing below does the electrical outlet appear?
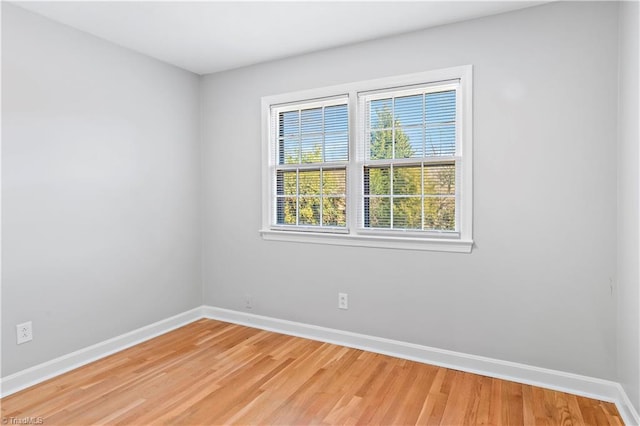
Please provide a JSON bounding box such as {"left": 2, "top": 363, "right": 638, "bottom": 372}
{"left": 245, "top": 295, "right": 253, "bottom": 310}
{"left": 16, "top": 321, "right": 33, "bottom": 344}
{"left": 338, "top": 293, "right": 348, "bottom": 310}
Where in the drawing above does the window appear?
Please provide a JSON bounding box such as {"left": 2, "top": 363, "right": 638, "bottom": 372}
{"left": 261, "top": 66, "right": 473, "bottom": 252}
{"left": 272, "top": 98, "right": 349, "bottom": 231}
{"left": 360, "top": 85, "right": 459, "bottom": 233}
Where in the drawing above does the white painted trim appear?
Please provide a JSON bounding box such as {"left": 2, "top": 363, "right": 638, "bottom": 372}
{"left": 618, "top": 383, "right": 640, "bottom": 426}
{"left": 0, "top": 307, "right": 203, "bottom": 398}
{"left": 260, "top": 228, "right": 473, "bottom": 253}
{"left": 203, "top": 306, "right": 639, "bottom": 426}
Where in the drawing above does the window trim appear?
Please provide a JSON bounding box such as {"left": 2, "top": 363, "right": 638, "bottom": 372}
{"left": 261, "top": 65, "right": 473, "bottom": 253}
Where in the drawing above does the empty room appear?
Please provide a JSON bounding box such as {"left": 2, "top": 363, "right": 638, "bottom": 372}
{"left": 1, "top": 0, "right": 639, "bottom": 424}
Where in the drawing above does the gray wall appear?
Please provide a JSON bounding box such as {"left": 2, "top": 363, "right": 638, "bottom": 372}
{"left": 617, "top": 0, "right": 640, "bottom": 414}
{"left": 201, "top": 1, "right": 619, "bottom": 380}
{"left": 1, "top": 4, "right": 201, "bottom": 376}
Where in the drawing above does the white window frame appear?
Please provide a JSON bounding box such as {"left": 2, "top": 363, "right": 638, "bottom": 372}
{"left": 261, "top": 65, "right": 473, "bottom": 253}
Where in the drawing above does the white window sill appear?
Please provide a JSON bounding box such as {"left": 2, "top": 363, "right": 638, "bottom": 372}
{"left": 259, "top": 229, "right": 473, "bottom": 253}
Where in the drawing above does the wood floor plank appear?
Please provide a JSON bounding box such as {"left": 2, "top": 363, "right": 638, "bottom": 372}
{"left": 0, "top": 319, "right": 624, "bottom": 425}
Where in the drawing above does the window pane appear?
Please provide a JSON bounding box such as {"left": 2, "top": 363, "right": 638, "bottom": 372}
{"left": 325, "top": 133, "right": 348, "bottom": 162}
{"left": 424, "top": 197, "right": 455, "bottom": 231}
{"left": 364, "top": 167, "right": 390, "bottom": 195}
{"left": 281, "top": 137, "right": 299, "bottom": 164}
{"left": 424, "top": 164, "right": 455, "bottom": 195}
{"left": 393, "top": 197, "right": 422, "bottom": 229}
{"left": 425, "top": 124, "right": 455, "bottom": 156}
{"left": 279, "top": 111, "right": 299, "bottom": 138}
{"left": 394, "top": 94, "right": 423, "bottom": 126}
{"left": 366, "top": 197, "right": 390, "bottom": 228}
{"left": 301, "top": 107, "right": 322, "bottom": 134}
{"left": 393, "top": 166, "right": 421, "bottom": 195}
{"left": 299, "top": 197, "right": 320, "bottom": 225}
{"left": 323, "top": 169, "right": 346, "bottom": 195}
{"left": 301, "top": 135, "right": 322, "bottom": 163}
{"left": 276, "top": 171, "right": 284, "bottom": 195}
{"left": 276, "top": 196, "right": 297, "bottom": 225}
{"left": 426, "top": 90, "right": 456, "bottom": 124}
{"left": 370, "top": 98, "right": 393, "bottom": 129}
{"left": 370, "top": 130, "right": 393, "bottom": 160}
{"left": 299, "top": 170, "right": 320, "bottom": 195}
{"left": 394, "top": 127, "right": 423, "bottom": 159}
{"left": 276, "top": 170, "right": 297, "bottom": 196}
{"left": 324, "top": 104, "right": 348, "bottom": 133}
{"left": 322, "top": 197, "right": 346, "bottom": 226}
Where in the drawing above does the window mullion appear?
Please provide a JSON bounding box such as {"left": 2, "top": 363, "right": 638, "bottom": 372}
{"left": 422, "top": 93, "right": 426, "bottom": 159}
{"left": 389, "top": 163, "right": 394, "bottom": 229}
{"left": 421, "top": 163, "right": 425, "bottom": 231}
{"left": 391, "top": 96, "right": 396, "bottom": 160}
{"left": 421, "top": 93, "right": 426, "bottom": 231}
{"left": 319, "top": 168, "right": 324, "bottom": 227}
{"left": 320, "top": 107, "right": 325, "bottom": 227}
{"left": 321, "top": 106, "right": 326, "bottom": 163}
{"left": 297, "top": 108, "right": 302, "bottom": 164}
{"left": 347, "top": 90, "right": 359, "bottom": 232}
{"left": 390, "top": 96, "right": 395, "bottom": 230}
{"left": 296, "top": 168, "right": 300, "bottom": 226}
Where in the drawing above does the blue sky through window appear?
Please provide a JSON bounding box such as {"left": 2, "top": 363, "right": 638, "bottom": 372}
{"left": 278, "top": 103, "right": 348, "bottom": 164}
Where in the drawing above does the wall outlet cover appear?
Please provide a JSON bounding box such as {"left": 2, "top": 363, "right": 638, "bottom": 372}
{"left": 16, "top": 321, "right": 33, "bottom": 344}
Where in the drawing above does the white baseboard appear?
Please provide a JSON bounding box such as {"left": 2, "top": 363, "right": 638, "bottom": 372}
{"left": 617, "top": 384, "right": 640, "bottom": 426}
{"left": 2, "top": 305, "right": 638, "bottom": 425}
{"left": 202, "top": 306, "right": 640, "bottom": 426}
{"left": 0, "top": 306, "right": 203, "bottom": 398}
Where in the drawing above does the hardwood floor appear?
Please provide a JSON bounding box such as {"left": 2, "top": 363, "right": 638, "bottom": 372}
{"left": 1, "top": 319, "right": 623, "bottom": 425}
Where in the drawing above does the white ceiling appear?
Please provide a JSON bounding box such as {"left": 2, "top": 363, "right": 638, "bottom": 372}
{"left": 14, "top": 1, "right": 546, "bottom": 75}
